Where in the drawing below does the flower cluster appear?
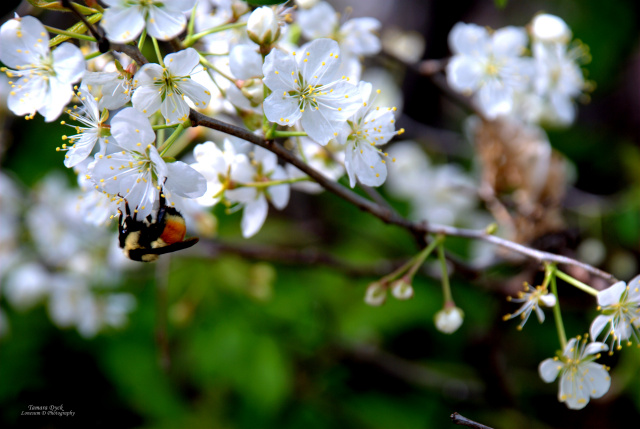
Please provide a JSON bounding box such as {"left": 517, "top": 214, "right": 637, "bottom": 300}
{"left": 446, "top": 14, "right": 587, "bottom": 126}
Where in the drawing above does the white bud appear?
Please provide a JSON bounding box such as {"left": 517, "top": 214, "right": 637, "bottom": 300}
{"left": 531, "top": 14, "right": 571, "bottom": 44}
{"left": 364, "top": 282, "right": 387, "bottom": 306}
{"left": 247, "top": 6, "right": 280, "bottom": 46}
{"left": 434, "top": 306, "right": 464, "bottom": 334}
{"left": 391, "top": 277, "right": 414, "bottom": 300}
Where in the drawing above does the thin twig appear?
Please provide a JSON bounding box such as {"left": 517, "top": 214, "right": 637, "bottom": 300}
{"left": 450, "top": 412, "right": 494, "bottom": 429}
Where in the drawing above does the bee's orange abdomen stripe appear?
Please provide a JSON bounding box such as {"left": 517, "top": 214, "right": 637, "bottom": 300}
{"left": 160, "top": 215, "right": 187, "bottom": 245}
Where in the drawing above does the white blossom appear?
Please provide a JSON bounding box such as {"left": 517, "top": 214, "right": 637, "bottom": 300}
{"left": 132, "top": 48, "right": 211, "bottom": 124}
{"left": 590, "top": 276, "right": 640, "bottom": 351}
{"left": 83, "top": 60, "right": 135, "bottom": 110}
{"left": 57, "top": 85, "right": 111, "bottom": 168}
{"left": 504, "top": 282, "right": 557, "bottom": 330}
{"left": 531, "top": 41, "right": 584, "bottom": 125}
{"left": 225, "top": 146, "right": 290, "bottom": 238}
{"left": 446, "top": 22, "right": 533, "bottom": 119}
{"left": 338, "top": 81, "right": 400, "bottom": 188}
{"left": 263, "top": 38, "right": 361, "bottom": 145}
{"left": 539, "top": 337, "right": 610, "bottom": 409}
{"left": 189, "top": 139, "right": 239, "bottom": 206}
{"left": 0, "top": 16, "right": 85, "bottom": 122}
{"left": 90, "top": 107, "right": 206, "bottom": 220}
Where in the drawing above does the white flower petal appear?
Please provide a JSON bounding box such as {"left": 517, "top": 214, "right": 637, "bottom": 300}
{"left": 448, "top": 22, "right": 488, "bottom": 56}
{"left": 539, "top": 358, "right": 561, "bottom": 383}
{"left": 102, "top": 5, "right": 146, "bottom": 43}
{"left": 146, "top": 5, "right": 187, "bottom": 41}
{"left": 0, "top": 16, "right": 50, "bottom": 67}
{"left": 52, "top": 42, "right": 85, "bottom": 84}
{"left": 582, "top": 362, "right": 610, "bottom": 399}
{"left": 597, "top": 281, "right": 626, "bottom": 307}
{"left": 446, "top": 56, "right": 483, "bottom": 92}
{"left": 268, "top": 166, "right": 290, "bottom": 210}
{"left": 300, "top": 38, "right": 342, "bottom": 85}
{"left": 491, "top": 26, "right": 527, "bottom": 58}
{"left": 263, "top": 48, "right": 299, "bottom": 93}
{"left": 165, "top": 161, "right": 207, "bottom": 199}
{"left": 165, "top": 48, "right": 200, "bottom": 76}
{"left": 539, "top": 293, "right": 557, "bottom": 307}
{"left": 230, "top": 44, "right": 263, "bottom": 80}
{"left": 589, "top": 315, "right": 610, "bottom": 340}
{"left": 40, "top": 77, "right": 74, "bottom": 122}
{"left": 178, "top": 78, "right": 211, "bottom": 109}
{"left": 241, "top": 194, "right": 268, "bottom": 238}
{"left": 263, "top": 92, "right": 302, "bottom": 125}
{"left": 584, "top": 341, "right": 609, "bottom": 356}
{"left": 111, "top": 108, "right": 155, "bottom": 149}
{"left": 131, "top": 84, "right": 163, "bottom": 116}
{"left": 477, "top": 81, "right": 513, "bottom": 119}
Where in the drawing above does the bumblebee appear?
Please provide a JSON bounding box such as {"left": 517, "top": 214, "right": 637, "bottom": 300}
{"left": 118, "top": 192, "right": 199, "bottom": 262}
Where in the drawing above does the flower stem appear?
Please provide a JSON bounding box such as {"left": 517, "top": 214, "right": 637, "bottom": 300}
{"left": 199, "top": 55, "right": 235, "bottom": 83}
{"left": 548, "top": 265, "right": 568, "bottom": 349}
{"left": 46, "top": 25, "right": 96, "bottom": 43}
{"left": 437, "top": 236, "right": 452, "bottom": 304}
{"left": 138, "top": 29, "right": 147, "bottom": 51}
{"left": 152, "top": 124, "right": 180, "bottom": 130}
{"left": 272, "top": 131, "right": 308, "bottom": 138}
{"left": 152, "top": 37, "right": 164, "bottom": 67}
{"left": 237, "top": 177, "right": 311, "bottom": 188}
{"left": 264, "top": 122, "right": 278, "bottom": 140}
{"left": 555, "top": 270, "right": 599, "bottom": 297}
{"left": 379, "top": 236, "right": 442, "bottom": 285}
{"left": 407, "top": 236, "right": 442, "bottom": 278}
{"left": 159, "top": 123, "right": 185, "bottom": 156}
{"left": 184, "top": 22, "right": 248, "bottom": 47}
{"left": 84, "top": 51, "right": 103, "bottom": 61}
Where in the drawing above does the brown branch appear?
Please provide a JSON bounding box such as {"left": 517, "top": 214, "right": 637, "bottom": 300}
{"left": 111, "top": 43, "right": 150, "bottom": 66}
{"left": 451, "top": 412, "right": 494, "bottom": 429}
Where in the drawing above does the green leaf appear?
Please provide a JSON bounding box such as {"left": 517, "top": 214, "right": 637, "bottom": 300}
{"left": 494, "top": 0, "right": 508, "bottom": 8}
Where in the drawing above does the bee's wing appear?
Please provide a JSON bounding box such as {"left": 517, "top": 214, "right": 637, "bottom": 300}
{"left": 127, "top": 238, "right": 199, "bottom": 260}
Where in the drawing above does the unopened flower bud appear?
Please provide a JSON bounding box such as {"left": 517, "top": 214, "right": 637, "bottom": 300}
{"left": 434, "top": 304, "right": 464, "bottom": 334}
{"left": 391, "top": 276, "right": 414, "bottom": 300}
{"left": 247, "top": 6, "right": 280, "bottom": 46}
{"left": 364, "top": 282, "right": 387, "bottom": 306}
{"left": 531, "top": 14, "right": 571, "bottom": 44}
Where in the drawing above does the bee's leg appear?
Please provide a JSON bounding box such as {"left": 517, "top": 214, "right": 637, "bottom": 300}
{"left": 156, "top": 188, "right": 168, "bottom": 227}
